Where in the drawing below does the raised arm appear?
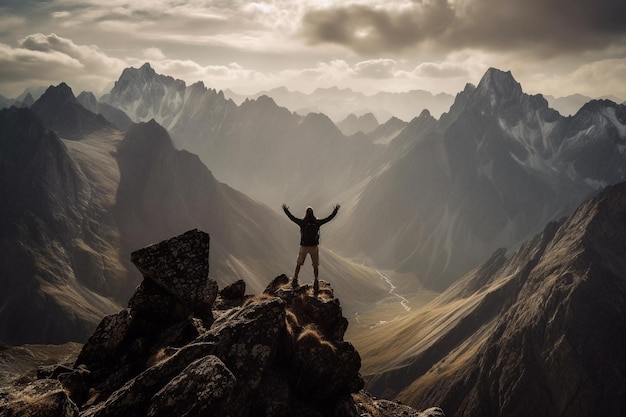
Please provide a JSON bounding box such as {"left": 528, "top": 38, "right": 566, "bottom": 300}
{"left": 282, "top": 203, "right": 300, "bottom": 224}
{"left": 318, "top": 204, "right": 340, "bottom": 225}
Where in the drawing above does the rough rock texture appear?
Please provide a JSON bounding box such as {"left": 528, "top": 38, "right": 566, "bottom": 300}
{"left": 0, "top": 229, "right": 430, "bottom": 417}
{"left": 130, "top": 229, "right": 216, "bottom": 319}
{"left": 0, "top": 379, "right": 79, "bottom": 417}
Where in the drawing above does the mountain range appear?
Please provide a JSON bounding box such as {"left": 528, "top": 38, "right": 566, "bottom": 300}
{"left": 100, "top": 63, "right": 626, "bottom": 291}
{"left": 3, "top": 76, "right": 624, "bottom": 124}
{"left": 224, "top": 85, "right": 456, "bottom": 123}
{"left": 2, "top": 64, "right": 625, "bottom": 342}
{"left": 1, "top": 62, "right": 626, "bottom": 416}
{"left": 338, "top": 70, "right": 626, "bottom": 289}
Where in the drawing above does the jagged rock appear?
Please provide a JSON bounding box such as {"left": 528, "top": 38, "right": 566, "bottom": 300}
{"left": 74, "top": 309, "right": 133, "bottom": 370}
{"left": 0, "top": 379, "right": 79, "bottom": 417}
{"left": 146, "top": 355, "right": 236, "bottom": 417}
{"left": 57, "top": 368, "right": 91, "bottom": 408}
{"left": 22, "top": 229, "right": 424, "bottom": 417}
{"left": 78, "top": 343, "right": 218, "bottom": 417}
{"left": 130, "top": 229, "right": 217, "bottom": 319}
{"left": 268, "top": 277, "right": 349, "bottom": 341}
{"left": 264, "top": 273, "right": 290, "bottom": 293}
{"left": 127, "top": 278, "right": 192, "bottom": 323}
{"left": 219, "top": 279, "right": 246, "bottom": 300}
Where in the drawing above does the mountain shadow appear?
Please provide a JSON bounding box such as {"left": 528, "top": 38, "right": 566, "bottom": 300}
{"left": 0, "top": 107, "right": 122, "bottom": 345}
{"left": 356, "top": 180, "right": 626, "bottom": 417}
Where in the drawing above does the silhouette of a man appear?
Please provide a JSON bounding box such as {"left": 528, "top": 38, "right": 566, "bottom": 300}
{"left": 282, "top": 204, "right": 340, "bottom": 295}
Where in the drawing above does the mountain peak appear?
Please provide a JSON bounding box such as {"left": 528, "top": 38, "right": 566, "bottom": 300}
{"left": 30, "top": 82, "right": 112, "bottom": 139}
{"left": 41, "top": 82, "right": 77, "bottom": 104}
{"left": 118, "top": 62, "right": 158, "bottom": 85}
{"left": 476, "top": 68, "right": 522, "bottom": 99}
{"left": 120, "top": 118, "right": 175, "bottom": 154}
{"left": 102, "top": 64, "right": 187, "bottom": 126}
{"left": 139, "top": 62, "right": 154, "bottom": 72}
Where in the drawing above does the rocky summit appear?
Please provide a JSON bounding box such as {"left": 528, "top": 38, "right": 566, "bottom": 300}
{"left": 0, "top": 229, "right": 442, "bottom": 417}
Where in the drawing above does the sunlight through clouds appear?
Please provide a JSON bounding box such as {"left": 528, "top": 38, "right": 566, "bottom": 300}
{"left": 0, "top": 0, "right": 624, "bottom": 100}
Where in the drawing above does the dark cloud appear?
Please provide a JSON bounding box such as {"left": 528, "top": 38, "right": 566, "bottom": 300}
{"left": 0, "top": 0, "right": 53, "bottom": 11}
{"left": 450, "top": 0, "right": 626, "bottom": 54}
{"left": 300, "top": 0, "right": 626, "bottom": 57}
{"left": 300, "top": 1, "right": 455, "bottom": 55}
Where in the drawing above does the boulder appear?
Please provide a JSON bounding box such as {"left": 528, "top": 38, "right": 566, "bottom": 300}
{"left": 219, "top": 279, "right": 246, "bottom": 300}
{"left": 130, "top": 229, "right": 217, "bottom": 319}
{"left": 146, "top": 355, "right": 236, "bottom": 417}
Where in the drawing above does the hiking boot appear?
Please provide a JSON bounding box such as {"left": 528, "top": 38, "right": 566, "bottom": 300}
{"left": 313, "top": 278, "right": 319, "bottom": 296}
{"left": 292, "top": 276, "right": 299, "bottom": 288}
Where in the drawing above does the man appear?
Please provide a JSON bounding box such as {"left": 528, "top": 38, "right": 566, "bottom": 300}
{"left": 282, "top": 203, "right": 340, "bottom": 295}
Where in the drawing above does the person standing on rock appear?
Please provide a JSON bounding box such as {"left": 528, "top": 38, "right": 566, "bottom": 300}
{"left": 282, "top": 203, "right": 340, "bottom": 295}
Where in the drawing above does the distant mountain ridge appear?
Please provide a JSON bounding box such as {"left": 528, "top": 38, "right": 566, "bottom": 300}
{"left": 224, "top": 85, "right": 456, "bottom": 122}
{"left": 102, "top": 63, "right": 392, "bottom": 212}
{"left": 543, "top": 92, "right": 625, "bottom": 116}
{"left": 337, "top": 112, "right": 380, "bottom": 136}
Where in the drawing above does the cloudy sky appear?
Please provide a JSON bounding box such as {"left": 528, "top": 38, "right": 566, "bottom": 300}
{"left": 1, "top": 0, "right": 626, "bottom": 101}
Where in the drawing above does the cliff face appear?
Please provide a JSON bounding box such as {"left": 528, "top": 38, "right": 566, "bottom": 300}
{"left": 0, "top": 229, "right": 441, "bottom": 417}
{"left": 0, "top": 107, "right": 122, "bottom": 345}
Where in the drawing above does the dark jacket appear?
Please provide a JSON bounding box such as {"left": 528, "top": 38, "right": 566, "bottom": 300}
{"left": 283, "top": 206, "right": 339, "bottom": 246}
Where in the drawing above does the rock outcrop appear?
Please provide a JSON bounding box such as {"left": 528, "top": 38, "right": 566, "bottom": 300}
{"left": 0, "top": 229, "right": 436, "bottom": 417}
